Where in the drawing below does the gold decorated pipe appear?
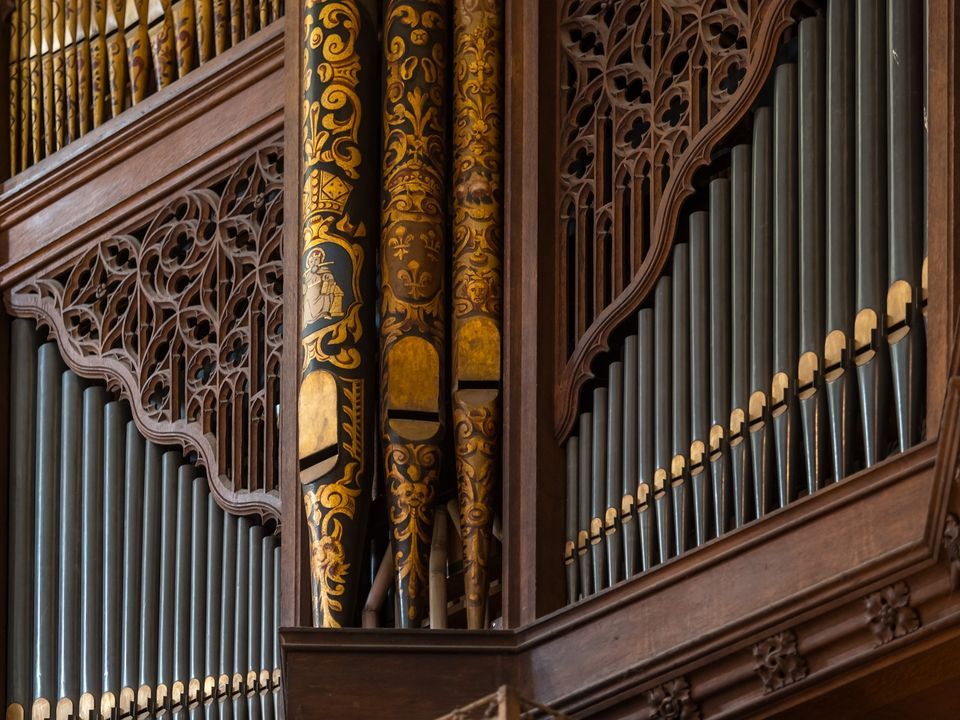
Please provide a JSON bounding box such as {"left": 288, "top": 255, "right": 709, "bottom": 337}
{"left": 126, "top": 0, "right": 152, "bottom": 104}
{"left": 298, "top": 0, "right": 379, "bottom": 628}
{"left": 451, "top": 0, "right": 502, "bottom": 630}
{"left": 9, "top": 0, "right": 22, "bottom": 175}
{"left": 381, "top": 0, "right": 448, "bottom": 629}
{"left": 90, "top": 0, "right": 108, "bottom": 127}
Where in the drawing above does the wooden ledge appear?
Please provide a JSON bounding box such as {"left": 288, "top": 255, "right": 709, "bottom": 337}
{"left": 0, "top": 20, "right": 284, "bottom": 288}
{"left": 281, "top": 439, "right": 960, "bottom": 719}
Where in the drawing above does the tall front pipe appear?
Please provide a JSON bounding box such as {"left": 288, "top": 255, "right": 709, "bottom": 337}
{"left": 298, "top": 0, "right": 378, "bottom": 628}
{"left": 729, "top": 144, "right": 751, "bottom": 527}
{"left": 121, "top": 422, "right": 145, "bottom": 704}
{"left": 157, "top": 451, "right": 182, "bottom": 701}
{"left": 798, "top": 15, "right": 828, "bottom": 496}
{"left": 576, "top": 412, "right": 592, "bottom": 596}
{"left": 381, "top": 0, "right": 448, "bottom": 628}
{"left": 452, "top": 0, "right": 503, "bottom": 631}
{"left": 58, "top": 370, "right": 83, "bottom": 707}
{"left": 636, "top": 309, "right": 655, "bottom": 571}
{"left": 190, "top": 476, "right": 210, "bottom": 702}
{"left": 709, "top": 179, "right": 732, "bottom": 532}
{"left": 689, "top": 214, "right": 711, "bottom": 540}
{"left": 855, "top": 0, "right": 889, "bottom": 468}
{"left": 173, "top": 464, "right": 196, "bottom": 706}
{"left": 79, "top": 386, "right": 107, "bottom": 710}
{"left": 749, "top": 107, "right": 774, "bottom": 519}
{"left": 139, "top": 442, "right": 163, "bottom": 692}
{"left": 605, "top": 362, "right": 624, "bottom": 583}
{"left": 825, "top": 0, "right": 856, "bottom": 484}
{"left": 886, "top": 0, "right": 925, "bottom": 452}
{"left": 34, "top": 342, "right": 63, "bottom": 711}
{"left": 670, "top": 246, "right": 691, "bottom": 552}
{"left": 565, "top": 437, "right": 579, "bottom": 602}
{"left": 102, "top": 401, "right": 128, "bottom": 711}
{"left": 621, "top": 334, "right": 639, "bottom": 577}
{"left": 771, "top": 62, "right": 799, "bottom": 510}
{"left": 590, "top": 387, "right": 608, "bottom": 591}
{"left": 654, "top": 276, "right": 673, "bottom": 563}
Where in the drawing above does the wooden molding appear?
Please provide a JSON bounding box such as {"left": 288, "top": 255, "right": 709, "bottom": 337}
{"left": 0, "top": 19, "right": 284, "bottom": 289}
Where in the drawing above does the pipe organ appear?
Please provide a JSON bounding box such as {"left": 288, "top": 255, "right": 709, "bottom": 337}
{"left": 4, "top": 320, "right": 281, "bottom": 720}
{"left": 560, "top": 0, "right": 927, "bottom": 604}
{"left": 5, "top": 0, "right": 285, "bottom": 174}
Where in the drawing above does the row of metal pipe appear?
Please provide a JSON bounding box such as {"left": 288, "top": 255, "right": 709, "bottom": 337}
{"left": 7, "top": 0, "right": 284, "bottom": 174}
{"left": 6, "top": 320, "right": 281, "bottom": 720}
{"left": 564, "top": 0, "right": 927, "bottom": 602}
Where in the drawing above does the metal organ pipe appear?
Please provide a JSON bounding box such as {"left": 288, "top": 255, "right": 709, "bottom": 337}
{"left": 559, "top": 0, "right": 927, "bottom": 604}
{"left": 3, "top": 327, "right": 283, "bottom": 720}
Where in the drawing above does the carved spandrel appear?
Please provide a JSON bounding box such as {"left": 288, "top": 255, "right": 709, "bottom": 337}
{"left": 555, "top": 0, "right": 797, "bottom": 440}
{"left": 8, "top": 141, "right": 284, "bottom": 519}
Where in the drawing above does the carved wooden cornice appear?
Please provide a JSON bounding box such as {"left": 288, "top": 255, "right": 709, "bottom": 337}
{"left": 7, "top": 140, "right": 284, "bottom": 519}
{"left": 554, "top": 0, "right": 798, "bottom": 440}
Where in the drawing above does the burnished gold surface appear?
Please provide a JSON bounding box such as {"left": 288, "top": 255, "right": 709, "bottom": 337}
{"left": 454, "top": 388, "right": 498, "bottom": 629}
{"left": 299, "top": 0, "right": 377, "bottom": 628}
{"left": 381, "top": 0, "right": 448, "bottom": 628}
{"left": 854, "top": 308, "right": 879, "bottom": 364}
{"left": 451, "top": 0, "right": 503, "bottom": 631}
{"left": 886, "top": 279, "right": 913, "bottom": 343}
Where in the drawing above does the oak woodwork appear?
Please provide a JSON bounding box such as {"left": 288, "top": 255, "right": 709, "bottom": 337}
{"left": 7, "top": 139, "right": 284, "bottom": 518}
{"left": 553, "top": 0, "right": 799, "bottom": 441}
{"left": 0, "top": 19, "right": 283, "bottom": 285}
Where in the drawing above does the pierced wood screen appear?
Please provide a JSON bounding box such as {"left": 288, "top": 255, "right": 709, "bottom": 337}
{"left": 7, "top": 140, "right": 284, "bottom": 518}
{"left": 555, "top": 0, "right": 796, "bottom": 440}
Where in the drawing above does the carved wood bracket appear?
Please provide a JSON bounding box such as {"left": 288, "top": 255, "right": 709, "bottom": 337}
{"left": 555, "top": 0, "right": 798, "bottom": 440}
{"left": 6, "top": 140, "right": 284, "bottom": 519}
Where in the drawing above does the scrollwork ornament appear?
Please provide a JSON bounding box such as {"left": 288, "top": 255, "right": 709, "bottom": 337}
{"left": 381, "top": 0, "right": 448, "bottom": 628}
{"left": 454, "top": 392, "right": 498, "bottom": 629}
{"left": 298, "top": 0, "right": 379, "bottom": 628}
{"left": 451, "top": 0, "right": 503, "bottom": 630}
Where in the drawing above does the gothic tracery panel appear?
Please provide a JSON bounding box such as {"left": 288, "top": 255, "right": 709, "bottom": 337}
{"left": 7, "top": 140, "right": 284, "bottom": 518}
{"left": 556, "top": 0, "right": 796, "bottom": 439}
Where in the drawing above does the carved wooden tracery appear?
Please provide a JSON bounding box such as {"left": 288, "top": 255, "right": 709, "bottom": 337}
{"left": 7, "top": 140, "right": 284, "bottom": 519}
{"left": 556, "top": 0, "right": 797, "bottom": 440}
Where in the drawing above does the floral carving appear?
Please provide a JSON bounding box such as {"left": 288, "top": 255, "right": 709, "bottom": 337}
{"left": 646, "top": 676, "right": 701, "bottom": 720}
{"left": 864, "top": 581, "right": 921, "bottom": 646}
{"left": 752, "top": 630, "right": 808, "bottom": 694}
{"left": 10, "top": 141, "right": 283, "bottom": 518}
{"left": 943, "top": 513, "right": 960, "bottom": 592}
{"left": 554, "top": 0, "right": 797, "bottom": 440}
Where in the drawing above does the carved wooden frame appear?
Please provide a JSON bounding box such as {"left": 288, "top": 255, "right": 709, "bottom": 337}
{"left": 0, "top": 22, "right": 285, "bottom": 520}
{"left": 553, "top": 0, "right": 799, "bottom": 441}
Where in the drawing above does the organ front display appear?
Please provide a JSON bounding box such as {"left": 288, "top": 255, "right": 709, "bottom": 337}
{"left": 3, "top": 0, "right": 960, "bottom": 718}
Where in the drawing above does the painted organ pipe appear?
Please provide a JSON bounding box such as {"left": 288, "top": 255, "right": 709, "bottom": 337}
{"left": 297, "top": 0, "right": 378, "bottom": 628}
{"left": 380, "top": 0, "right": 448, "bottom": 628}
{"left": 451, "top": 0, "right": 503, "bottom": 630}
{"left": 3, "top": 323, "right": 281, "bottom": 720}
{"left": 5, "top": 0, "right": 286, "bottom": 174}
{"left": 561, "top": 0, "right": 927, "bottom": 597}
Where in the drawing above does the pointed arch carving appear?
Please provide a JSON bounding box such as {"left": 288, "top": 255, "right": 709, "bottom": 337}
{"left": 555, "top": 0, "right": 799, "bottom": 440}
{"left": 6, "top": 140, "right": 284, "bottom": 520}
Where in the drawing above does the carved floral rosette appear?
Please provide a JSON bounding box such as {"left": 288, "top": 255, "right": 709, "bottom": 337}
{"left": 555, "top": 0, "right": 798, "bottom": 440}
{"left": 298, "top": 0, "right": 379, "bottom": 628}
{"left": 381, "top": 0, "right": 448, "bottom": 628}
{"left": 451, "top": 0, "right": 503, "bottom": 629}
{"left": 8, "top": 141, "right": 284, "bottom": 519}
